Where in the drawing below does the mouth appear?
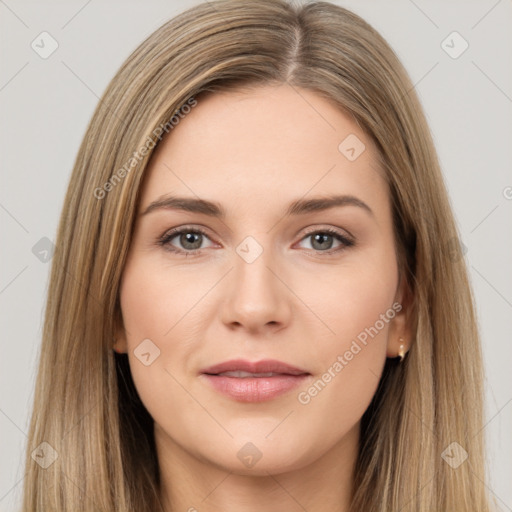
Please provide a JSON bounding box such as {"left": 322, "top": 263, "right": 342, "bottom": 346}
{"left": 200, "top": 359, "right": 311, "bottom": 402}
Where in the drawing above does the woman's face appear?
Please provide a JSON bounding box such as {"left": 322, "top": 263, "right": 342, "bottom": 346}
{"left": 115, "top": 84, "right": 409, "bottom": 475}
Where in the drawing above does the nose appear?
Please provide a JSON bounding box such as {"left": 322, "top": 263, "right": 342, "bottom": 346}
{"left": 219, "top": 241, "right": 292, "bottom": 335}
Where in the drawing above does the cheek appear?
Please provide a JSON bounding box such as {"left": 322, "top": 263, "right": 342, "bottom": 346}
{"left": 295, "top": 246, "right": 398, "bottom": 408}
{"left": 293, "top": 286, "right": 396, "bottom": 447}
{"left": 119, "top": 254, "right": 203, "bottom": 344}
{"left": 303, "top": 245, "right": 398, "bottom": 350}
{"left": 118, "top": 261, "right": 224, "bottom": 465}
{"left": 117, "top": 256, "right": 199, "bottom": 411}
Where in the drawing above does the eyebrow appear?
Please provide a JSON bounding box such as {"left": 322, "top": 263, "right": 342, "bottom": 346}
{"left": 140, "top": 194, "right": 374, "bottom": 218}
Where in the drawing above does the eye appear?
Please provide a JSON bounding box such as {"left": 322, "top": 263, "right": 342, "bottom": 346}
{"left": 296, "top": 227, "right": 354, "bottom": 255}
{"left": 157, "top": 225, "right": 355, "bottom": 257}
{"left": 157, "top": 226, "right": 215, "bottom": 256}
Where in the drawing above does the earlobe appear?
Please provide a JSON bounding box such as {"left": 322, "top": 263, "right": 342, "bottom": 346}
{"left": 397, "top": 338, "right": 406, "bottom": 362}
{"left": 386, "top": 333, "right": 409, "bottom": 359}
{"left": 386, "top": 328, "right": 411, "bottom": 360}
{"left": 112, "top": 329, "right": 128, "bottom": 354}
{"left": 112, "top": 322, "right": 128, "bottom": 354}
{"left": 386, "top": 275, "right": 414, "bottom": 359}
{"left": 113, "top": 337, "right": 126, "bottom": 354}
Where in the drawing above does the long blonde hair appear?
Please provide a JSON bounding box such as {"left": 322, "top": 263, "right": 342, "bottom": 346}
{"left": 22, "top": 1, "right": 493, "bottom": 510}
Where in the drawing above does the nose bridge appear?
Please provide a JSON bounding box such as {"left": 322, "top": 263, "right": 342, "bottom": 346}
{"left": 235, "top": 237, "right": 273, "bottom": 290}
{"left": 233, "top": 233, "right": 278, "bottom": 301}
{"left": 221, "top": 233, "right": 290, "bottom": 330}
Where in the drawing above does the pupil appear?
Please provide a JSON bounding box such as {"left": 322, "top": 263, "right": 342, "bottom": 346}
{"left": 312, "top": 233, "right": 332, "bottom": 250}
{"left": 181, "top": 232, "right": 202, "bottom": 249}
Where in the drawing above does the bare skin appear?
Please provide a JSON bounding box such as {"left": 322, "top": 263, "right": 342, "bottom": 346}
{"left": 114, "top": 83, "right": 411, "bottom": 512}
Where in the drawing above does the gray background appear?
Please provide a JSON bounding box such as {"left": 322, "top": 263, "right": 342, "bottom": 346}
{"left": 1, "top": 0, "right": 511, "bottom": 510}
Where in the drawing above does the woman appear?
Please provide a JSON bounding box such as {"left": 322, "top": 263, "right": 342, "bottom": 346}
{"left": 21, "top": 0, "right": 493, "bottom": 510}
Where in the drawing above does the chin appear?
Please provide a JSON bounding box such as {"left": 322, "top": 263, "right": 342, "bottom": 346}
{"left": 197, "top": 435, "right": 313, "bottom": 477}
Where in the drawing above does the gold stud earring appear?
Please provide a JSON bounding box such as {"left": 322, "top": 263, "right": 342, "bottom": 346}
{"left": 398, "top": 338, "right": 406, "bottom": 362}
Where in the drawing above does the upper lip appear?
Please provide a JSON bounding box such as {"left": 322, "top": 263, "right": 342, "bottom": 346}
{"left": 201, "top": 359, "right": 310, "bottom": 376}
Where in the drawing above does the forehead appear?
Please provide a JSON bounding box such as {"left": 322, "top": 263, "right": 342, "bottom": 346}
{"left": 139, "top": 84, "right": 387, "bottom": 216}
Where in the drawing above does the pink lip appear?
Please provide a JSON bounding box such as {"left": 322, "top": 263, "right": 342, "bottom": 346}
{"left": 200, "top": 359, "right": 311, "bottom": 403}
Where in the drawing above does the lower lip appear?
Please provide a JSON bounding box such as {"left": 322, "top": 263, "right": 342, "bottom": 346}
{"left": 201, "top": 374, "right": 310, "bottom": 402}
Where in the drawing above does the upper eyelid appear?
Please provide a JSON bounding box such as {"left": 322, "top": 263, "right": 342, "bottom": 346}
{"left": 162, "top": 225, "right": 216, "bottom": 243}
{"left": 161, "top": 224, "right": 351, "bottom": 239}
{"left": 160, "top": 226, "right": 215, "bottom": 246}
{"left": 301, "top": 225, "right": 353, "bottom": 239}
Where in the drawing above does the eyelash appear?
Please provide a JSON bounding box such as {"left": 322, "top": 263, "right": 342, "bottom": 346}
{"left": 157, "top": 225, "right": 355, "bottom": 258}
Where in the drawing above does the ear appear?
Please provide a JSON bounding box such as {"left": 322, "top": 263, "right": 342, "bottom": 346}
{"left": 386, "top": 271, "right": 414, "bottom": 358}
{"left": 113, "top": 302, "right": 129, "bottom": 354}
